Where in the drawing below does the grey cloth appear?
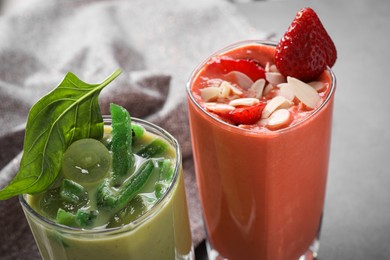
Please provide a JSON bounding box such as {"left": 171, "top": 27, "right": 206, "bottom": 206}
{"left": 0, "top": 0, "right": 269, "bottom": 258}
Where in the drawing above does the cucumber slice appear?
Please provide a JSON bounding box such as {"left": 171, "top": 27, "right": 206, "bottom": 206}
{"left": 39, "top": 188, "right": 65, "bottom": 219}
{"left": 62, "top": 138, "right": 111, "bottom": 184}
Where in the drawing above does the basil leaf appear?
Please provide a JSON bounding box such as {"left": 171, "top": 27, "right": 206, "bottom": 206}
{"left": 0, "top": 69, "right": 121, "bottom": 199}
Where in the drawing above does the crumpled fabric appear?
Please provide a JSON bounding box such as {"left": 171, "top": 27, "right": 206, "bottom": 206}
{"left": 0, "top": 0, "right": 268, "bottom": 258}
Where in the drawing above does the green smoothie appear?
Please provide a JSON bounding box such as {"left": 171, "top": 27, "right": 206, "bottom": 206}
{"left": 22, "top": 118, "right": 193, "bottom": 260}
{"left": 0, "top": 70, "right": 193, "bottom": 259}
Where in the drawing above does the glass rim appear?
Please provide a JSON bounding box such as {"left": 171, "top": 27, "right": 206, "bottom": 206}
{"left": 19, "top": 116, "right": 182, "bottom": 235}
{"left": 186, "top": 39, "right": 337, "bottom": 136}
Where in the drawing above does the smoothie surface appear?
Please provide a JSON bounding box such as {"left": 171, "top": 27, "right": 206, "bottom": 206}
{"left": 190, "top": 43, "right": 333, "bottom": 132}
{"left": 29, "top": 125, "right": 177, "bottom": 229}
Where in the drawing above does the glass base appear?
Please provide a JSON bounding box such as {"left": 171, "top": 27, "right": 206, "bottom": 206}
{"left": 206, "top": 237, "right": 320, "bottom": 260}
{"left": 298, "top": 238, "right": 320, "bottom": 260}
{"left": 177, "top": 247, "right": 195, "bottom": 260}
{"left": 205, "top": 240, "right": 224, "bottom": 260}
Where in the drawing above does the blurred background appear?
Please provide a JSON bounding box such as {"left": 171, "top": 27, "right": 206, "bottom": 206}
{"left": 0, "top": 0, "right": 389, "bottom": 259}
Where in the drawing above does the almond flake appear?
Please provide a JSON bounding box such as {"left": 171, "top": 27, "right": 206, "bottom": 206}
{"left": 265, "top": 72, "right": 286, "bottom": 86}
{"left": 265, "top": 62, "right": 279, "bottom": 73}
{"left": 269, "top": 64, "right": 279, "bottom": 72}
{"left": 249, "top": 78, "right": 266, "bottom": 99}
{"left": 287, "top": 76, "right": 321, "bottom": 109}
{"left": 262, "top": 96, "right": 292, "bottom": 119}
{"left": 308, "top": 81, "right": 326, "bottom": 92}
{"left": 225, "top": 71, "right": 254, "bottom": 89}
{"left": 204, "top": 103, "right": 235, "bottom": 114}
{"left": 207, "top": 78, "right": 223, "bottom": 88}
{"left": 229, "top": 84, "right": 243, "bottom": 95}
{"left": 265, "top": 62, "right": 270, "bottom": 73}
{"left": 219, "top": 81, "right": 232, "bottom": 98}
{"left": 276, "top": 83, "right": 288, "bottom": 88}
{"left": 267, "top": 109, "right": 291, "bottom": 130}
{"left": 229, "top": 98, "right": 259, "bottom": 107}
{"left": 263, "top": 83, "right": 274, "bottom": 96}
{"left": 278, "top": 83, "right": 295, "bottom": 101}
{"left": 200, "top": 87, "right": 220, "bottom": 102}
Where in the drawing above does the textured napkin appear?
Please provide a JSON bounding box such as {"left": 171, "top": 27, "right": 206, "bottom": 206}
{"left": 0, "top": 0, "right": 269, "bottom": 258}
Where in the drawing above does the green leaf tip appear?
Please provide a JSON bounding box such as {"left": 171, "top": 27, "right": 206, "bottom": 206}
{"left": 0, "top": 69, "right": 122, "bottom": 200}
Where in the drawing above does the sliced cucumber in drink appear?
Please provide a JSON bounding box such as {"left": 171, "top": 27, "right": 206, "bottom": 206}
{"left": 62, "top": 138, "right": 111, "bottom": 184}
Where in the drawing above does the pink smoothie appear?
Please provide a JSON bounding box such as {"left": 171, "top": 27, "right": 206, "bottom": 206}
{"left": 187, "top": 41, "right": 335, "bottom": 260}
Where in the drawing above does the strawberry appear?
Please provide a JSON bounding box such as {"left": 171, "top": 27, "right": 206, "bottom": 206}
{"left": 275, "top": 7, "right": 337, "bottom": 82}
{"left": 228, "top": 102, "right": 265, "bottom": 125}
{"left": 206, "top": 57, "right": 265, "bottom": 82}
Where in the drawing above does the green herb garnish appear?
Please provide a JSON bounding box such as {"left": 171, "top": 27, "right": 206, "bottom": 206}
{"left": 0, "top": 69, "right": 121, "bottom": 200}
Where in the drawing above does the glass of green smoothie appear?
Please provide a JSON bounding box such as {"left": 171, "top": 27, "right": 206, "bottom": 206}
{"left": 0, "top": 70, "right": 193, "bottom": 260}
{"left": 19, "top": 116, "right": 193, "bottom": 260}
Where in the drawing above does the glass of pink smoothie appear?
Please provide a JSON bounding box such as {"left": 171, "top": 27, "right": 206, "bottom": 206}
{"left": 187, "top": 40, "right": 336, "bottom": 260}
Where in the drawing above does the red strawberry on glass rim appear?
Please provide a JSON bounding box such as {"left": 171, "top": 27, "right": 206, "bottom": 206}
{"left": 206, "top": 57, "right": 266, "bottom": 82}
{"left": 275, "top": 7, "right": 337, "bottom": 82}
{"left": 229, "top": 102, "right": 265, "bottom": 125}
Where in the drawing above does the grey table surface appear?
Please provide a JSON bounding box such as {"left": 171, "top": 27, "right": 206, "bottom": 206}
{"left": 229, "top": 0, "right": 390, "bottom": 260}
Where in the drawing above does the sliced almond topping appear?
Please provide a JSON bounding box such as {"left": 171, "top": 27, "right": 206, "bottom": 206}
{"left": 262, "top": 96, "right": 292, "bottom": 119}
{"left": 225, "top": 71, "right": 254, "bottom": 89}
{"left": 269, "top": 64, "right": 279, "bottom": 72}
{"left": 287, "top": 76, "right": 321, "bottom": 109}
{"left": 258, "top": 118, "right": 269, "bottom": 127}
{"left": 267, "top": 109, "right": 292, "bottom": 130}
{"left": 265, "top": 62, "right": 271, "bottom": 73}
{"left": 278, "top": 83, "right": 295, "bottom": 101}
{"left": 249, "top": 78, "right": 266, "bottom": 99}
{"left": 265, "top": 72, "right": 286, "bottom": 86}
{"left": 204, "top": 103, "right": 235, "bottom": 114}
{"left": 200, "top": 87, "right": 220, "bottom": 102}
{"left": 263, "top": 83, "right": 274, "bottom": 96}
{"left": 265, "top": 62, "right": 279, "bottom": 73}
{"left": 308, "top": 81, "right": 326, "bottom": 92}
{"left": 219, "top": 81, "right": 232, "bottom": 98}
{"left": 276, "top": 83, "right": 288, "bottom": 88}
{"left": 229, "top": 84, "right": 243, "bottom": 95}
{"left": 207, "top": 78, "right": 223, "bottom": 88}
{"left": 229, "top": 98, "right": 259, "bottom": 107}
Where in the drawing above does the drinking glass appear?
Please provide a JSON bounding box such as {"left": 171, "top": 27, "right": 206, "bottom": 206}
{"left": 20, "top": 117, "right": 194, "bottom": 260}
{"left": 187, "top": 40, "right": 336, "bottom": 260}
